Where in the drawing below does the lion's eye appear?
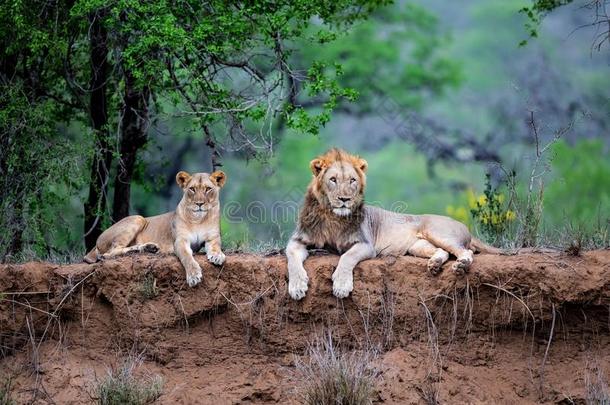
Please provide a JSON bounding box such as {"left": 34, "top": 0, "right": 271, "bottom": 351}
{"left": 329, "top": 177, "right": 336, "bottom": 183}
{"left": 189, "top": 187, "right": 196, "bottom": 192}
{"left": 204, "top": 187, "right": 211, "bottom": 193}
{"left": 350, "top": 178, "right": 356, "bottom": 184}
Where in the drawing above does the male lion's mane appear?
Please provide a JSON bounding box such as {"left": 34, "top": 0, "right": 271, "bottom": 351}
{"left": 295, "top": 148, "right": 368, "bottom": 253}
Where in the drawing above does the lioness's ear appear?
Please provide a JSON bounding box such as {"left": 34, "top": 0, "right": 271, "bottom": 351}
{"left": 357, "top": 158, "right": 368, "bottom": 173}
{"left": 310, "top": 158, "right": 326, "bottom": 176}
{"left": 176, "top": 171, "right": 191, "bottom": 188}
{"left": 210, "top": 170, "right": 226, "bottom": 188}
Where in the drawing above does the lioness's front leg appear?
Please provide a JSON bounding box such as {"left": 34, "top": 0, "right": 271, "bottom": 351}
{"left": 286, "top": 238, "right": 309, "bottom": 300}
{"left": 332, "top": 242, "right": 376, "bottom": 299}
{"left": 174, "top": 238, "right": 202, "bottom": 287}
{"left": 205, "top": 235, "right": 226, "bottom": 266}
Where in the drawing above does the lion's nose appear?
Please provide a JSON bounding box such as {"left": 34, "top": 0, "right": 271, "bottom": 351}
{"left": 196, "top": 203, "right": 204, "bottom": 208}
{"left": 338, "top": 197, "right": 351, "bottom": 203}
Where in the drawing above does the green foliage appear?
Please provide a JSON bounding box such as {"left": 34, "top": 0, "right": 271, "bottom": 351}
{"left": 69, "top": 0, "right": 390, "bottom": 139}
{"left": 519, "top": 0, "right": 573, "bottom": 46}
{"left": 96, "top": 358, "right": 163, "bottom": 405}
{"left": 295, "top": 3, "right": 461, "bottom": 112}
{"left": 286, "top": 62, "right": 359, "bottom": 135}
{"left": 0, "top": 84, "right": 89, "bottom": 259}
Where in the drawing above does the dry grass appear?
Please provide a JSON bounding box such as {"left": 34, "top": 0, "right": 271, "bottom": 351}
{"left": 418, "top": 296, "right": 442, "bottom": 404}
{"left": 561, "top": 219, "right": 609, "bottom": 256}
{"left": 95, "top": 355, "right": 163, "bottom": 405}
{"left": 416, "top": 377, "right": 440, "bottom": 405}
{"left": 0, "top": 376, "right": 15, "bottom": 405}
{"left": 585, "top": 360, "right": 609, "bottom": 405}
{"left": 139, "top": 272, "right": 158, "bottom": 300}
{"left": 379, "top": 289, "right": 396, "bottom": 350}
{"left": 294, "top": 332, "right": 379, "bottom": 405}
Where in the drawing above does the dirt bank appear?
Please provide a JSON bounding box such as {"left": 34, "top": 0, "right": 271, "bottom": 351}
{"left": 1, "top": 250, "right": 609, "bottom": 404}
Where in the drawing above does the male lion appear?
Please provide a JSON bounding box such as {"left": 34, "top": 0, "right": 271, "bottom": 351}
{"left": 286, "top": 148, "right": 500, "bottom": 300}
{"left": 83, "top": 170, "right": 227, "bottom": 287}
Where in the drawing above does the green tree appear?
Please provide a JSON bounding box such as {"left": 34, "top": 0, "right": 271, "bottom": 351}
{"left": 0, "top": 0, "right": 86, "bottom": 258}
{"left": 1, "top": 0, "right": 396, "bottom": 255}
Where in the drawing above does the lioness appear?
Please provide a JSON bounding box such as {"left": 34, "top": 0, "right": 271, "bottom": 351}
{"left": 286, "top": 148, "right": 500, "bottom": 300}
{"left": 83, "top": 170, "right": 227, "bottom": 287}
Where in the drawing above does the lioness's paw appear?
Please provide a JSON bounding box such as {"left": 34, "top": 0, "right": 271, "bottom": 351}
{"left": 186, "top": 264, "right": 203, "bottom": 287}
{"left": 207, "top": 251, "right": 226, "bottom": 266}
{"left": 332, "top": 270, "right": 353, "bottom": 299}
{"left": 288, "top": 273, "right": 309, "bottom": 300}
{"left": 142, "top": 243, "right": 159, "bottom": 254}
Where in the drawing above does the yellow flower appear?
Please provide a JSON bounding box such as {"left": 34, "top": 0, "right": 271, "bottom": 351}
{"left": 496, "top": 194, "right": 505, "bottom": 204}
{"left": 477, "top": 194, "right": 487, "bottom": 206}
{"left": 505, "top": 210, "right": 516, "bottom": 221}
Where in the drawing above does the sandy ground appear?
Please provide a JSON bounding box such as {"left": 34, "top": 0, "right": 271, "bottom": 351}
{"left": 1, "top": 250, "right": 609, "bottom": 404}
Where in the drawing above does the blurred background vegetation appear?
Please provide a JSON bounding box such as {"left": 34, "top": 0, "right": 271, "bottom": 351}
{"left": 1, "top": 0, "right": 608, "bottom": 260}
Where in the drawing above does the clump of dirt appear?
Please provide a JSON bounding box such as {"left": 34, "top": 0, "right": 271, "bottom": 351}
{"left": 1, "top": 250, "right": 609, "bottom": 404}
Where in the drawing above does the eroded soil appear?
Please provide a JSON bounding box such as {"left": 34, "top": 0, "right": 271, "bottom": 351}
{"left": 1, "top": 250, "right": 609, "bottom": 404}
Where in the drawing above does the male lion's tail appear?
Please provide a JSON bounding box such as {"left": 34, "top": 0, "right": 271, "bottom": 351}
{"left": 83, "top": 247, "right": 99, "bottom": 263}
{"left": 470, "top": 237, "right": 504, "bottom": 254}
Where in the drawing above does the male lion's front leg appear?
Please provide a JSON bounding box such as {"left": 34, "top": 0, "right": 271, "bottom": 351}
{"left": 174, "top": 238, "right": 202, "bottom": 287}
{"left": 286, "top": 238, "right": 309, "bottom": 300}
{"left": 332, "top": 242, "right": 376, "bottom": 299}
{"left": 205, "top": 235, "right": 226, "bottom": 266}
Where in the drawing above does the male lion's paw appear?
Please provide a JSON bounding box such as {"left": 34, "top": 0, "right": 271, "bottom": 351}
{"left": 207, "top": 251, "right": 226, "bottom": 266}
{"left": 186, "top": 263, "right": 203, "bottom": 287}
{"left": 288, "top": 272, "right": 309, "bottom": 300}
{"left": 332, "top": 270, "right": 353, "bottom": 299}
{"left": 451, "top": 257, "right": 472, "bottom": 276}
{"left": 141, "top": 243, "right": 159, "bottom": 254}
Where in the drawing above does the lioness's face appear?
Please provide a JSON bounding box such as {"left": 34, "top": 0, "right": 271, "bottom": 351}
{"left": 311, "top": 157, "right": 367, "bottom": 217}
{"left": 176, "top": 170, "right": 226, "bottom": 217}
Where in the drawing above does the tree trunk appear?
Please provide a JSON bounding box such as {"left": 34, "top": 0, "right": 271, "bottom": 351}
{"left": 112, "top": 71, "right": 150, "bottom": 221}
{"left": 5, "top": 198, "right": 24, "bottom": 258}
{"left": 203, "top": 125, "right": 221, "bottom": 171}
{"left": 83, "top": 9, "right": 112, "bottom": 251}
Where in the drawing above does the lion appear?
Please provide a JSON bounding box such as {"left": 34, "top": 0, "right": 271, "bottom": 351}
{"left": 83, "top": 170, "right": 227, "bottom": 287}
{"left": 286, "top": 148, "right": 501, "bottom": 300}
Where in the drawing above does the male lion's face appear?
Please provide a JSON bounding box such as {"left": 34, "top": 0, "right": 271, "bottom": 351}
{"left": 176, "top": 170, "right": 226, "bottom": 217}
{"left": 310, "top": 152, "right": 367, "bottom": 217}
